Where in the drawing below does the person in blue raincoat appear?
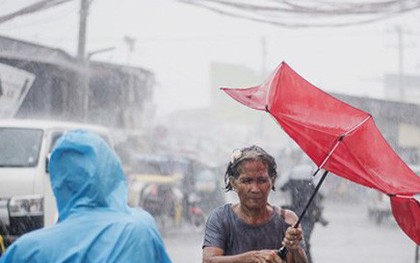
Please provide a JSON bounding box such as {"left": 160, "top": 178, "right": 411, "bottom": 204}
{"left": 0, "top": 130, "right": 172, "bottom": 263}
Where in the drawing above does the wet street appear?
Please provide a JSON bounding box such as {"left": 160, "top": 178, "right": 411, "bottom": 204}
{"left": 311, "top": 200, "right": 415, "bottom": 263}
{"left": 164, "top": 199, "right": 417, "bottom": 263}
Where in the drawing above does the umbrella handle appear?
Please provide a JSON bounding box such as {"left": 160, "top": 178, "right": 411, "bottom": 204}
{"left": 277, "top": 169, "right": 329, "bottom": 260}
{"left": 277, "top": 246, "right": 288, "bottom": 260}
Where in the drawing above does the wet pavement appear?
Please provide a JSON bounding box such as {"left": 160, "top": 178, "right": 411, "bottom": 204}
{"left": 311, "top": 200, "right": 415, "bottom": 263}
{"left": 164, "top": 198, "right": 418, "bottom": 263}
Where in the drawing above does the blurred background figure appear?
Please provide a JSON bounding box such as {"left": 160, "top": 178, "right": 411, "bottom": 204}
{"left": 280, "top": 163, "right": 329, "bottom": 263}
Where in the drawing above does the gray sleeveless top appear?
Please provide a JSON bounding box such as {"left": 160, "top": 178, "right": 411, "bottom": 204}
{"left": 202, "top": 204, "right": 290, "bottom": 255}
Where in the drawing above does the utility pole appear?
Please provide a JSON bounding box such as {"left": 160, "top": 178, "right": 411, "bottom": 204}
{"left": 77, "top": 0, "right": 90, "bottom": 121}
{"left": 396, "top": 25, "right": 405, "bottom": 101}
{"left": 256, "top": 36, "right": 267, "bottom": 139}
{"left": 77, "top": 0, "right": 89, "bottom": 60}
{"left": 123, "top": 36, "right": 136, "bottom": 129}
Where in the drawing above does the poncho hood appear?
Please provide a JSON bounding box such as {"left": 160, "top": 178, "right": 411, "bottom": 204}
{"left": 49, "top": 129, "right": 129, "bottom": 221}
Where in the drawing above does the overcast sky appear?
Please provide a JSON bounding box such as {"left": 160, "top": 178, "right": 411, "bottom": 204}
{"left": 1, "top": 0, "right": 420, "bottom": 117}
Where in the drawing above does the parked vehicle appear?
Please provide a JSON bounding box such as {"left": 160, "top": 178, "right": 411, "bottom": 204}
{"left": 367, "top": 191, "right": 392, "bottom": 224}
{"left": 367, "top": 164, "right": 420, "bottom": 225}
{"left": 0, "top": 119, "right": 113, "bottom": 249}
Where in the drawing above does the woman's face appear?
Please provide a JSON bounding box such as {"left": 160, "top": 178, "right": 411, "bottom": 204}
{"left": 232, "top": 159, "right": 274, "bottom": 210}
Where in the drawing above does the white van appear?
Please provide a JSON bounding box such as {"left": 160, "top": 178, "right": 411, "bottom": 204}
{"left": 0, "top": 119, "right": 113, "bottom": 248}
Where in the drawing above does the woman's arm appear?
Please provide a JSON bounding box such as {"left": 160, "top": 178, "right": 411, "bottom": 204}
{"left": 203, "top": 247, "right": 283, "bottom": 263}
{"left": 282, "top": 209, "right": 308, "bottom": 263}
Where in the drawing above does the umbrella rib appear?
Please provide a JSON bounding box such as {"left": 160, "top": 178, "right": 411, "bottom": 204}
{"left": 394, "top": 194, "right": 413, "bottom": 198}
{"left": 319, "top": 140, "right": 341, "bottom": 169}
{"left": 344, "top": 115, "right": 371, "bottom": 136}
{"left": 320, "top": 115, "right": 371, "bottom": 169}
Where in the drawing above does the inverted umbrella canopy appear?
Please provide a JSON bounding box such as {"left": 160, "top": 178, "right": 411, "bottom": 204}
{"left": 222, "top": 61, "right": 420, "bottom": 245}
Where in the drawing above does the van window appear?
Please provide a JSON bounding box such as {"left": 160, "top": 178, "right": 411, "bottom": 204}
{"left": 49, "top": 132, "right": 65, "bottom": 153}
{"left": 0, "top": 128, "right": 43, "bottom": 167}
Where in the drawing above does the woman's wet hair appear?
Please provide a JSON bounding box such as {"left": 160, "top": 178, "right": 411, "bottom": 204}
{"left": 224, "top": 145, "right": 277, "bottom": 191}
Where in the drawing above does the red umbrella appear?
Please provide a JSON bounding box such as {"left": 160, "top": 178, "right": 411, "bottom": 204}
{"left": 221, "top": 61, "right": 420, "bottom": 249}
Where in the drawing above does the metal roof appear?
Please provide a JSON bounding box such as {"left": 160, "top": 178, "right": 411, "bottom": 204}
{"left": 0, "top": 35, "right": 84, "bottom": 73}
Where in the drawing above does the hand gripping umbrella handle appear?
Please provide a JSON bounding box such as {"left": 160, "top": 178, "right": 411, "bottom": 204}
{"left": 277, "top": 246, "right": 288, "bottom": 260}
{"left": 277, "top": 169, "right": 329, "bottom": 260}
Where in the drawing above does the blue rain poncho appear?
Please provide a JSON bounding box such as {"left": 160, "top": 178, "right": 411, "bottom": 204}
{"left": 0, "top": 130, "right": 172, "bottom": 263}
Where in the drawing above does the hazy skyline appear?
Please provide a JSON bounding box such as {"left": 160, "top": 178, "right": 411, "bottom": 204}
{"left": 1, "top": 0, "right": 419, "bottom": 117}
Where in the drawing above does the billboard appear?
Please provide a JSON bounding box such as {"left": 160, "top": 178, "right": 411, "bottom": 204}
{"left": 0, "top": 63, "right": 35, "bottom": 118}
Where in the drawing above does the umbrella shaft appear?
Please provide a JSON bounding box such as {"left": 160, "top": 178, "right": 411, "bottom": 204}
{"left": 294, "top": 169, "right": 329, "bottom": 228}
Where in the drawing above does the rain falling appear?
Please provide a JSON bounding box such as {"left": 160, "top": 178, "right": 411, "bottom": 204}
{"left": 0, "top": 1, "right": 420, "bottom": 263}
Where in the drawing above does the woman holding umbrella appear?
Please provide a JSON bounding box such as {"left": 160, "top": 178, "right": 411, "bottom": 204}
{"left": 202, "top": 145, "right": 308, "bottom": 263}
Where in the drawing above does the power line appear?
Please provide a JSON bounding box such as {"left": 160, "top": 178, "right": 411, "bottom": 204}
{"left": 0, "top": 3, "right": 76, "bottom": 31}
{"left": 0, "top": 0, "right": 74, "bottom": 25}
{"left": 176, "top": 0, "right": 420, "bottom": 28}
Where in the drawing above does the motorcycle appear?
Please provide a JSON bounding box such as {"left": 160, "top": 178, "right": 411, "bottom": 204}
{"left": 139, "top": 180, "right": 206, "bottom": 234}
{"left": 184, "top": 192, "right": 206, "bottom": 232}
{"left": 128, "top": 154, "right": 207, "bottom": 234}
{"left": 139, "top": 180, "right": 182, "bottom": 234}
